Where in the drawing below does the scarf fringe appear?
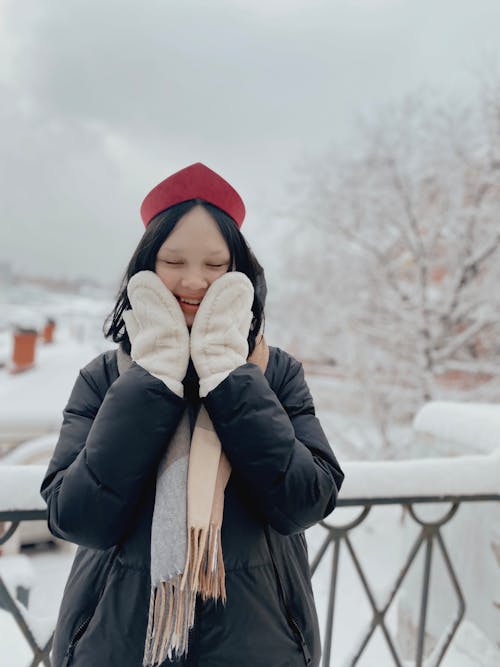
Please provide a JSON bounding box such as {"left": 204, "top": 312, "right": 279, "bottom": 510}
{"left": 143, "top": 524, "right": 226, "bottom": 666}
{"left": 199, "top": 523, "right": 226, "bottom": 603}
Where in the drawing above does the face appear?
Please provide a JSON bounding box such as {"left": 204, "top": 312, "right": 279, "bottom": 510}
{"left": 154, "top": 205, "right": 231, "bottom": 326}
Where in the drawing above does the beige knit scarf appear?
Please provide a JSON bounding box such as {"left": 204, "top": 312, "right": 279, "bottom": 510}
{"left": 117, "top": 337, "right": 269, "bottom": 666}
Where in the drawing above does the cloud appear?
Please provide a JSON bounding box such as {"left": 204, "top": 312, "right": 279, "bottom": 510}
{"left": 1, "top": 0, "right": 500, "bottom": 282}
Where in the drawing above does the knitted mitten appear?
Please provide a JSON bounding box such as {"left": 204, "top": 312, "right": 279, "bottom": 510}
{"left": 123, "top": 270, "right": 190, "bottom": 398}
{"left": 190, "top": 272, "right": 254, "bottom": 397}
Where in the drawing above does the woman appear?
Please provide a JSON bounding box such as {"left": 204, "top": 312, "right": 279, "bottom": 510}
{"left": 40, "top": 162, "right": 344, "bottom": 667}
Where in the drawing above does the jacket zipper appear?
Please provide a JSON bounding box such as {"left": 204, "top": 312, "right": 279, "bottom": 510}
{"left": 64, "top": 615, "right": 92, "bottom": 665}
{"left": 64, "top": 545, "right": 120, "bottom": 665}
{"left": 264, "top": 526, "right": 312, "bottom": 665}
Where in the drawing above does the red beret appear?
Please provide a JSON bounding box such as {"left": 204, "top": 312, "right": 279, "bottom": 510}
{"left": 140, "top": 162, "right": 246, "bottom": 228}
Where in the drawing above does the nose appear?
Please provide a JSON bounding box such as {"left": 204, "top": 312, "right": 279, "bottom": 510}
{"left": 180, "top": 268, "right": 209, "bottom": 292}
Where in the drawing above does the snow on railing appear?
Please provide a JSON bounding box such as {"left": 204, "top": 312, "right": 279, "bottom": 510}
{"left": 0, "top": 465, "right": 47, "bottom": 513}
{"left": 0, "top": 449, "right": 499, "bottom": 515}
{"left": 338, "top": 449, "right": 500, "bottom": 505}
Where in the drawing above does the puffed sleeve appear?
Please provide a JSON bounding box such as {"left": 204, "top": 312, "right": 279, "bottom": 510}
{"left": 40, "top": 357, "right": 186, "bottom": 550}
{"left": 203, "top": 349, "right": 344, "bottom": 535}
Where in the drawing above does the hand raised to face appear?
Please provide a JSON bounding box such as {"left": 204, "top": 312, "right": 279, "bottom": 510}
{"left": 123, "top": 270, "right": 190, "bottom": 398}
{"left": 189, "top": 271, "right": 254, "bottom": 397}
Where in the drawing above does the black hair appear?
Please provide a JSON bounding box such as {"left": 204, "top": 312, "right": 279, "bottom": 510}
{"left": 104, "top": 199, "right": 266, "bottom": 355}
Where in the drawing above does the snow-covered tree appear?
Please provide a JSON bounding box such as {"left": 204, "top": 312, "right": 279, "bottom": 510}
{"left": 274, "top": 80, "right": 500, "bottom": 455}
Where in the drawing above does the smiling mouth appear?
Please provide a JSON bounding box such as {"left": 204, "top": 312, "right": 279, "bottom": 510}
{"left": 176, "top": 296, "right": 202, "bottom": 307}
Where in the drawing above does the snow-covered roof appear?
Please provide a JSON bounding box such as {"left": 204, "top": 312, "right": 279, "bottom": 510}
{"left": 0, "top": 327, "right": 114, "bottom": 441}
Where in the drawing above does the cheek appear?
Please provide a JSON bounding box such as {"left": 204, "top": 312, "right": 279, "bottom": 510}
{"left": 209, "top": 267, "right": 229, "bottom": 284}
{"left": 155, "top": 264, "right": 177, "bottom": 291}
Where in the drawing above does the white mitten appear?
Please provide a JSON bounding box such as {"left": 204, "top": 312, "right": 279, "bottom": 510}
{"left": 190, "top": 271, "right": 254, "bottom": 397}
{"left": 123, "top": 270, "right": 190, "bottom": 398}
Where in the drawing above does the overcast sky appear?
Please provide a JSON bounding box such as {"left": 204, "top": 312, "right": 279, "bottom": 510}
{"left": 1, "top": 0, "right": 499, "bottom": 288}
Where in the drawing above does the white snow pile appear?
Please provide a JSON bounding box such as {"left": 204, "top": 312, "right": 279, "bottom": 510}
{"left": 0, "top": 466, "right": 47, "bottom": 512}
{"left": 0, "top": 555, "right": 56, "bottom": 657}
{"left": 0, "top": 327, "right": 112, "bottom": 441}
{"left": 0, "top": 305, "right": 45, "bottom": 333}
{"left": 0, "top": 330, "right": 12, "bottom": 367}
{"left": 0, "top": 605, "right": 55, "bottom": 655}
{"left": 335, "top": 399, "right": 500, "bottom": 501}
{"left": 339, "top": 449, "right": 500, "bottom": 501}
{"left": 0, "top": 555, "right": 35, "bottom": 591}
{"left": 0, "top": 434, "right": 58, "bottom": 465}
{"left": 1, "top": 451, "right": 499, "bottom": 513}
{"left": 409, "top": 620, "right": 500, "bottom": 667}
{"left": 12, "top": 601, "right": 55, "bottom": 649}
{"left": 414, "top": 401, "right": 500, "bottom": 455}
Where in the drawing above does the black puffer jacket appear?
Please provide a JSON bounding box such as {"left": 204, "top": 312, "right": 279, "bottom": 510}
{"left": 40, "top": 345, "right": 344, "bottom": 667}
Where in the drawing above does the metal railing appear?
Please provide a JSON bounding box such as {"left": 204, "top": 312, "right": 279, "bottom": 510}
{"left": 0, "top": 507, "right": 53, "bottom": 667}
{"left": 0, "top": 461, "right": 499, "bottom": 667}
{"left": 311, "top": 493, "right": 500, "bottom": 667}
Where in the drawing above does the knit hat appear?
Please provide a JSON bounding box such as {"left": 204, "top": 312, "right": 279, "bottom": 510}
{"left": 140, "top": 162, "right": 246, "bottom": 228}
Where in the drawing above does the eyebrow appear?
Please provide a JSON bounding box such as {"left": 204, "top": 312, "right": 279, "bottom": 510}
{"left": 162, "top": 248, "right": 228, "bottom": 256}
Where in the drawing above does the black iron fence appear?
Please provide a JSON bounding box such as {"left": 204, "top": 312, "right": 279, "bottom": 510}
{"left": 311, "top": 493, "right": 500, "bottom": 667}
{"left": 0, "top": 508, "right": 52, "bottom": 667}
{"left": 0, "top": 472, "right": 499, "bottom": 666}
